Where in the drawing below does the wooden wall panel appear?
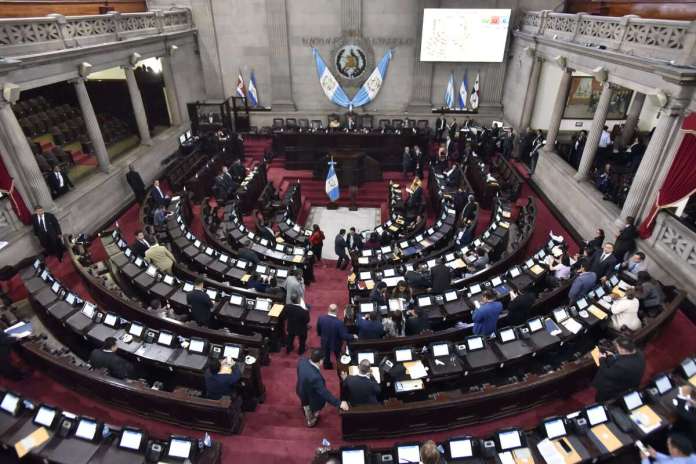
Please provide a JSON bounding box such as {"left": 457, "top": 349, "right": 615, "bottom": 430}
{"left": 565, "top": 0, "right": 696, "bottom": 20}
{"left": 0, "top": 1, "right": 146, "bottom": 18}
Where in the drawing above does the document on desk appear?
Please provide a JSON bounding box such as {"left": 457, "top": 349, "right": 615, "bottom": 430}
{"left": 530, "top": 264, "right": 544, "bottom": 275}
{"left": 268, "top": 304, "right": 284, "bottom": 318}
{"left": 588, "top": 305, "right": 608, "bottom": 320}
{"left": 537, "top": 439, "right": 565, "bottom": 464}
{"left": 561, "top": 318, "right": 583, "bottom": 334}
{"left": 14, "top": 426, "right": 50, "bottom": 458}
{"left": 630, "top": 405, "right": 662, "bottom": 434}
{"left": 512, "top": 447, "right": 534, "bottom": 464}
{"left": 498, "top": 451, "right": 515, "bottom": 464}
{"left": 591, "top": 347, "right": 601, "bottom": 366}
{"left": 403, "top": 360, "right": 428, "bottom": 379}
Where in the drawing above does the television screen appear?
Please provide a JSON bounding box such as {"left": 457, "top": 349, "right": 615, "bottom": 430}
{"left": 544, "top": 418, "right": 566, "bottom": 439}
{"left": 655, "top": 376, "right": 672, "bottom": 394}
{"left": 357, "top": 352, "right": 375, "bottom": 365}
{"left": 498, "top": 430, "right": 521, "bottom": 450}
{"left": 499, "top": 329, "right": 515, "bottom": 343}
{"left": 119, "top": 428, "right": 143, "bottom": 451}
{"left": 586, "top": 405, "right": 608, "bottom": 426}
{"left": 168, "top": 438, "right": 192, "bottom": 459}
{"left": 188, "top": 339, "right": 205, "bottom": 353}
{"left": 34, "top": 406, "right": 57, "bottom": 427}
{"left": 397, "top": 444, "right": 420, "bottom": 464}
{"left": 432, "top": 343, "right": 449, "bottom": 357}
{"left": 223, "top": 345, "right": 240, "bottom": 359}
{"left": 0, "top": 392, "right": 19, "bottom": 415}
{"left": 623, "top": 391, "right": 643, "bottom": 411}
{"left": 341, "top": 448, "right": 366, "bottom": 464}
{"left": 395, "top": 349, "right": 412, "bottom": 362}
{"left": 75, "top": 418, "right": 97, "bottom": 440}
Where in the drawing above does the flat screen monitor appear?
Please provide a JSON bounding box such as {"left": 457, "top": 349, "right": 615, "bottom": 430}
{"left": 276, "top": 269, "right": 288, "bottom": 278}
{"left": 432, "top": 343, "right": 449, "bottom": 357}
{"left": 204, "top": 247, "right": 214, "bottom": 256}
{"left": 65, "top": 293, "right": 77, "bottom": 306}
{"left": 415, "top": 235, "right": 424, "bottom": 242}
{"left": 259, "top": 239, "right": 269, "bottom": 247}
{"left": 157, "top": 332, "right": 173, "bottom": 346}
{"left": 163, "top": 275, "right": 175, "bottom": 285}
{"left": 145, "top": 265, "right": 157, "bottom": 278}
{"left": 188, "top": 338, "right": 205, "bottom": 354}
{"left": 623, "top": 391, "right": 643, "bottom": 411}
{"left": 595, "top": 286, "right": 606, "bottom": 298}
{"left": 124, "top": 248, "right": 132, "bottom": 258}
{"left": 229, "top": 295, "right": 243, "bottom": 306}
{"left": 360, "top": 303, "right": 374, "bottom": 313}
{"left": 427, "top": 259, "right": 437, "bottom": 268}
{"left": 510, "top": 267, "right": 521, "bottom": 278}
{"left": 167, "top": 437, "right": 193, "bottom": 459}
{"left": 497, "top": 430, "right": 521, "bottom": 450}
{"left": 448, "top": 438, "right": 473, "bottom": 459}
{"left": 525, "top": 259, "right": 535, "bottom": 268}
{"left": 655, "top": 375, "right": 672, "bottom": 395}
{"left": 223, "top": 344, "right": 240, "bottom": 360}
{"left": 206, "top": 289, "right": 217, "bottom": 300}
{"left": 553, "top": 308, "right": 568, "bottom": 322}
{"left": 357, "top": 352, "right": 375, "bottom": 365}
{"left": 33, "top": 405, "right": 57, "bottom": 427}
{"left": 491, "top": 277, "right": 503, "bottom": 287}
{"left": 179, "top": 133, "right": 186, "bottom": 144}
{"left": 128, "top": 322, "right": 144, "bottom": 338}
{"left": 383, "top": 269, "right": 396, "bottom": 278}
{"left": 469, "top": 284, "right": 482, "bottom": 295}
{"left": 395, "top": 349, "right": 412, "bottom": 362}
{"left": 219, "top": 254, "right": 229, "bottom": 263}
{"left": 255, "top": 265, "right": 267, "bottom": 274}
{"left": 182, "top": 283, "right": 194, "bottom": 292}
{"left": 418, "top": 296, "right": 431, "bottom": 307}
{"left": 103, "top": 313, "right": 118, "bottom": 327}
{"left": 396, "top": 444, "right": 420, "bottom": 464}
{"left": 381, "top": 246, "right": 392, "bottom": 254}
{"left": 586, "top": 405, "right": 608, "bottom": 426}
{"left": 255, "top": 299, "right": 270, "bottom": 311}
{"left": 499, "top": 328, "right": 516, "bottom": 343}
{"left": 682, "top": 358, "right": 696, "bottom": 377}
{"left": 467, "top": 336, "right": 484, "bottom": 351}
{"left": 359, "top": 272, "right": 372, "bottom": 280}
{"left": 51, "top": 281, "right": 61, "bottom": 294}
{"left": 445, "top": 291, "right": 457, "bottom": 302}
{"left": 119, "top": 428, "right": 144, "bottom": 451}
{"left": 236, "top": 260, "right": 248, "bottom": 269}
{"left": 275, "top": 244, "right": 285, "bottom": 252}
{"left": 0, "top": 392, "right": 19, "bottom": 415}
{"left": 576, "top": 298, "right": 588, "bottom": 310}
{"left": 133, "top": 257, "right": 143, "bottom": 267}
{"left": 33, "top": 258, "right": 41, "bottom": 269}
{"left": 544, "top": 418, "right": 566, "bottom": 439}
{"left": 341, "top": 447, "right": 367, "bottom": 464}
{"left": 193, "top": 240, "right": 201, "bottom": 248}
{"left": 362, "top": 249, "right": 373, "bottom": 257}
{"left": 527, "top": 318, "right": 543, "bottom": 333}
{"left": 40, "top": 269, "right": 50, "bottom": 281}
{"left": 399, "top": 241, "right": 409, "bottom": 249}
{"left": 74, "top": 418, "right": 98, "bottom": 441}
{"left": 81, "top": 302, "right": 96, "bottom": 319}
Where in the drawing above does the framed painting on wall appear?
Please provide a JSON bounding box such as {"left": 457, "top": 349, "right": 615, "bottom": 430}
{"left": 563, "top": 77, "right": 633, "bottom": 120}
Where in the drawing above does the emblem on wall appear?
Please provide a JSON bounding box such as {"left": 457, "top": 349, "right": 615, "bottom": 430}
{"left": 330, "top": 36, "right": 374, "bottom": 89}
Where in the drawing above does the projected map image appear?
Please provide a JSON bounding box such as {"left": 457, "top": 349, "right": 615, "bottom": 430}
{"left": 420, "top": 9, "right": 511, "bottom": 62}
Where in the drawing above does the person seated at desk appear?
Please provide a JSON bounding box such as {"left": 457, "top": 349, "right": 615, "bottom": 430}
{"left": 405, "top": 307, "right": 430, "bottom": 336}
{"left": 257, "top": 217, "right": 276, "bottom": 244}
{"left": 421, "top": 440, "right": 445, "bottom": 464}
{"left": 341, "top": 359, "right": 380, "bottom": 406}
{"left": 592, "top": 336, "right": 645, "bottom": 402}
{"left": 391, "top": 280, "right": 413, "bottom": 302}
{"left": 89, "top": 337, "right": 136, "bottom": 380}
{"left": 204, "top": 357, "right": 241, "bottom": 400}
{"left": 265, "top": 277, "right": 286, "bottom": 299}
{"left": 635, "top": 271, "right": 664, "bottom": 314}
{"left": 546, "top": 252, "right": 572, "bottom": 287}
{"left": 364, "top": 232, "right": 381, "bottom": 250}
{"left": 238, "top": 246, "right": 260, "bottom": 265}
{"left": 673, "top": 386, "right": 696, "bottom": 445}
{"left": 621, "top": 252, "right": 647, "bottom": 275}
{"left": 153, "top": 204, "right": 168, "bottom": 227}
{"left": 382, "top": 310, "right": 405, "bottom": 338}
{"left": 230, "top": 158, "right": 246, "bottom": 182}
{"left": 150, "top": 179, "right": 170, "bottom": 207}
{"left": 369, "top": 281, "right": 388, "bottom": 307}
{"left": 187, "top": 278, "right": 215, "bottom": 328}
{"left": 639, "top": 432, "right": 696, "bottom": 464}
{"left": 429, "top": 257, "right": 452, "bottom": 294}
{"left": 445, "top": 162, "right": 463, "bottom": 187}
{"left": 466, "top": 247, "right": 489, "bottom": 275}
{"left": 247, "top": 273, "right": 269, "bottom": 293}
{"left": 609, "top": 287, "right": 641, "bottom": 332}
{"left": 506, "top": 284, "right": 536, "bottom": 326}
{"left": 357, "top": 311, "right": 385, "bottom": 340}
{"left": 405, "top": 265, "right": 430, "bottom": 290}
{"left": 568, "top": 260, "right": 597, "bottom": 302}
{"left": 472, "top": 289, "right": 502, "bottom": 337}
{"left": 131, "top": 230, "right": 151, "bottom": 258}
{"left": 145, "top": 238, "right": 176, "bottom": 274}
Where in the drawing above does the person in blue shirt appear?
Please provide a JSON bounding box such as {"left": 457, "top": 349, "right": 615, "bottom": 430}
{"left": 472, "top": 289, "right": 502, "bottom": 336}
{"left": 204, "top": 358, "right": 241, "bottom": 400}
{"left": 369, "top": 281, "right": 388, "bottom": 306}
{"left": 357, "top": 311, "right": 385, "bottom": 339}
{"left": 317, "top": 304, "right": 355, "bottom": 369}
{"left": 640, "top": 432, "right": 696, "bottom": 464}
{"left": 568, "top": 260, "right": 597, "bottom": 302}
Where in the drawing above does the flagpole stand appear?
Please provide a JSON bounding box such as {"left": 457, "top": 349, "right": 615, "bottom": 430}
{"left": 349, "top": 185, "right": 358, "bottom": 211}
{"left": 327, "top": 201, "right": 338, "bottom": 210}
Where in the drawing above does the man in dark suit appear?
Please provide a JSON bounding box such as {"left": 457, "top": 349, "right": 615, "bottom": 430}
{"left": 126, "top": 164, "right": 146, "bottom": 204}
{"left": 568, "top": 260, "right": 597, "bottom": 302}
{"left": 341, "top": 359, "right": 380, "bottom": 406}
{"left": 430, "top": 257, "right": 452, "bottom": 294}
{"left": 613, "top": 217, "right": 638, "bottom": 261}
{"left": 89, "top": 337, "right": 136, "bottom": 379}
{"left": 31, "top": 206, "right": 64, "bottom": 261}
{"left": 257, "top": 218, "right": 276, "bottom": 244}
{"left": 435, "top": 113, "right": 446, "bottom": 141}
{"left": 230, "top": 158, "right": 246, "bottom": 182}
{"left": 335, "top": 229, "right": 349, "bottom": 270}
{"left": 317, "top": 304, "right": 354, "bottom": 369}
{"left": 589, "top": 242, "right": 619, "bottom": 279}
{"left": 130, "top": 230, "right": 151, "bottom": 258}
{"left": 460, "top": 194, "right": 477, "bottom": 221}
{"left": 356, "top": 311, "right": 385, "bottom": 339}
{"left": 506, "top": 284, "right": 536, "bottom": 326}
{"left": 285, "top": 295, "right": 310, "bottom": 354}
{"left": 445, "top": 162, "right": 463, "bottom": 188}
{"left": 47, "top": 165, "right": 73, "bottom": 198}
{"left": 296, "top": 349, "right": 349, "bottom": 427}
{"left": 347, "top": 227, "right": 363, "bottom": 252}
{"left": 187, "top": 278, "right": 214, "bottom": 327}
{"left": 369, "top": 281, "right": 388, "bottom": 306}
{"left": 238, "top": 246, "right": 260, "bottom": 265}
{"left": 405, "top": 266, "right": 430, "bottom": 289}
{"left": 204, "top": 358, "right": 241, "bottom": 400}
{"left": 150, "top": 179, "right": 169, "bottom": 207}
{"left": 405, "top": 307, "right": 430, "bottom": 336}
{"left": 592, "top": 336, "right": 645, "bottom": 402}
{"left": 448, "top": 118, "right": 458, "bottom": 139}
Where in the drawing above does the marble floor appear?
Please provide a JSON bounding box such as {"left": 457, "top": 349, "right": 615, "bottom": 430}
{"left": 304, "top": 206, "right": 380, "bottom": 259}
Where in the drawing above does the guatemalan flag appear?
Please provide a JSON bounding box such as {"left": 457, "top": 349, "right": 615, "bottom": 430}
{"left": 325, "top": 160, "right": 340, "bottom": 202}
{"left": 247, "top": 71, "right": 259, "bottom": 106}
{"left": 350, "top": 49, "right": 393, "bottom": 107}
{"left": 312, "top": 48, "right": 351, "bottom": 108}
{"left": 444, "top": 72, "right": 455, "bottom": 109}
{"left": 235, "top": 71, "right": 246, "bottom": 98}
{"left": 470, "top": 72, "right": 480, "bottom": 110}
{"left": 458, "top": 72, "right": 468, "bottom": 110}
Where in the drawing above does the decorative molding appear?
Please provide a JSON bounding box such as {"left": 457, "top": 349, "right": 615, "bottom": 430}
{"left": 652, "top": 213, "right": 696, "bottom": 272}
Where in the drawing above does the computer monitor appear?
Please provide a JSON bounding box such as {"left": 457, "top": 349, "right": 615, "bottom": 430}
{"left": 444, "top": 290, "right": 458, "bottom": 302}
{"left": 654, "top": 375, "right": 673, "bottom": 395}
{"left": 236, "top": 260, "right": 248, "bottom": 269}
{"left": 0, "top": 391, "right": 20, "bottom": 416}
{"left": 157, "top": 331, "right": 174, "bottom": 346}
{"left": 133, "top": 257, "right": 144, "bottom": 267}
{"left": 193, "top": 240, "right": 201, "bottom": 248}
{"left": 219, "top": 254, "right": 229, "bottom": 264}
{"left": 81, "top": 302, "right": 96, "bottom": 319}
{"left": 51, "top": 281, "right": 61, "bottom": 294}
{"left": 33, "top": 258, "right": 41, "bottom": 270}
{"left": 124, "top": 248, "right": 133, "bottom": 258}
{"left": 418, "top": 296, "right": 431, "bottom": 307}
{"left": 362, "top": 249, "right": 373, "bottom": 257}
{"left": 182, "top": 283, "right": 194, "bottom": 292}
{"left": 256, "top": 265, "right": 267, "bottom": 274}
{"left": 399, "top": 241, "right": 409, "bottom": 249}
{"left": 276, "top": 269, "right": 288, "bottom": 278}
{"left": 118, "top": 427, "right": 145, "bottom": 451}
{"left": 447, "top": 437, "right": 474, "bottom": 459}
{"left": 188, "top": 338, "right": 206, "bottom": 354}
{"left": 396, "top": 443, "right": 420, "bottom": 464}
{"left": 359, "top": 272, "right": 372, "bottom": 280}
{"left": 162, "top": 275, "right": 174, "bottom": 286}
{"left": 383, "top": 269, "right": 396, "bottom": 278}
{"left": 622, "top": 391, "right": 643, "bottom": 411}
{"left": 128, "top": 322, "right": 144, "bottom": 338}
{"left": 206, "top": 289, "right": 217, "bottom": 300}
{"left": 527, "top": 318, "right": 543, "bottom": 333}
{"left": 543, "top": 418, "right": 566, "bottom": 439}
{"left": 40, "top": 269, "right": 50, "bottom": 281}
{"left": 360, "top": 303, "right": 375, "bottom": 313}
{"left": 223, "top": 344, "right": 241, "bottom": 360}
{"left": 552, "top": 308, "right": 568, "bottom": 322}
{"left": 167, "top": 436, "right": 193, "bottom": 460}
{"left": 681, "top": 358, "right": 696, "bottom": 378}
{"left": 498, "top": 328, "right": 516, "bottom": 343}
{"left": 74, "top": 417, "right": 99, "bottom": 441}
{"left": 204, "top": 247, "right": 215, "bottom": 256}
{"left": 466, "top": 336, "right": 485, "bottom": 351}
{"left": 340, "top": 446, "right": 367, "bottom": 464}
{"left": 585, "top": 404, "right": 608, "bottom": 426}
{"left": 229, "top": 294, "right": 244, "bottom": 306}
{"left": 33, "top": 405, "right": 58, "bottom": 428}
{"left": 103, "top": 313, "right": 118, "bottom": 327}
{"left": 491, "top": 276, "right": 503, "bottom": 287}
{"left": 145, "top": 265, "right": 157, "bottom": 278}
{"left": 576, "top": 298, "right": 588, "bottom": 310}
{"left": 65, "top": 293, "right": 77, "bottom": 306}
{"left": 469, "top": 284, "right": 482, "bottom": 295}
{"left": 357, "top": 352, "right": 375, "bottom": 365}
{"left": 431, "top": 343, "right": 449, "bottom": 358}
{"left": 497, "top": 429, "right": 522, "bottom": 451}
{"left": 394, "top": 348, "right": 412, "bottom": 363}
{"left": 255, "top": 299, "right": 270, "bottom": 311}
{"left": 381, "top": 246, "right": 392, "bottom": 254}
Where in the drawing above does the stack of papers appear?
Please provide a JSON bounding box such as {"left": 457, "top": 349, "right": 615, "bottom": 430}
{"left": 561, "top": 318, "right": 583, "bottom": 334}
{"left": 403, "top": 360, "right": 428, "bottom": 379}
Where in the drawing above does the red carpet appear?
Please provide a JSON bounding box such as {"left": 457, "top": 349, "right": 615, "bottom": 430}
{"left": 2, "top": 139, "right": 694, "bottom": 463}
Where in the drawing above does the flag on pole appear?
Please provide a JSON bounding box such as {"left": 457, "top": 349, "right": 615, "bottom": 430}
{"left": 325, "top": 159, "right": 340, "bottom": 202}
{"left": 458, "top": 72, "right": 468, "bottom": 110}
{"left": 247, "top": 71, "right": 259, "bottom": 106}
{"left": 350, "top": 49, "right": 393, "bottom": 107}
{"left": 312, "top": 48, "right": 351, "bottom": 107}
{"left": 444, "top": 72, "right": 455, "bottom": 109}
{"left": 235, "top": 71, "right": 246, "bottom": 98}
{"left": 470, "top": 72, "right": 480, "bottom": 110}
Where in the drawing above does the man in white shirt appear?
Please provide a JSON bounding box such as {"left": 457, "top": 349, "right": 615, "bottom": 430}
{"left": 596, "top": 125, "right": 612, "bottom": 168}
{"left": 47, "top": 165, "right": 73, "bottom": 198}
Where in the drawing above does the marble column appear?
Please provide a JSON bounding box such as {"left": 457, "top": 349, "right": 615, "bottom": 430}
{"left": 519, "top": 56, "right": 543, "bottom": 131}
{"left": 341, "top": 0, "right": 362, "bottom": 35}
{"left": 265, "top": 0, "right": 296, "bottom": 111}
{"left": 123, "top": 66, "right": 152, "bottom": 146}
{"left": 544, "top": 67, "right": 572, "bottom": 153}
{"left": 619, "top": 104, "right": 684, "bottom": 221}
{"left": 0, "top": 102, "right": 54, "bottom": 209}
{"left": 574, "top": 81, "right": 613, "bottom": 180}
{"left": 161, "top": 55, "right": 182, "bottom": 126}
{"left": 72, "top": 78, "right": 110, "bottom": 173}
{"left": 407, "top": 0, "right": 439, "bottom": 112}
{"left": 622, "top": 92, "right": 646, "bottom": 145}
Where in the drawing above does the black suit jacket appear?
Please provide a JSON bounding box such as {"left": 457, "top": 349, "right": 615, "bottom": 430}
{"left": 285, "top": 304, "right": 310, "bottom": 335}
{"left": 131, "top": 239, "right": 150, "bottom": 258}
{"left": 187, "top": 289, "right": 213, "bottom": 326}
{"left": 126, "top": 170, "right": 145, "bottom": 195}
{"left": 342, "top": 375, "right": 380, "bottom": 406}
{"left": 31, "top": 212, "right": 61, "bottom": 247}
{"left": 592, "top": 351, "right": 645, "bottom": 402}
{"left": 238, "top": 247, "right": 260, "bottom": 264}
{"left": 89, "top": 349, "right": 135, "bottom": 379}
{"left": 151, "top": 186, "right": 168, "bottom": 206}
{"left": 47, "top": 171, "right": 70, "bottom": 194}
{"left": 405, "top": 314, "right": 430, "bottom": 336}
{"left": 430, "top": 264, "right": 452, "bottom": 294}
{"left": 506, "top": 291, "right": 536, "bottom": 326}
{"left": 589, "top": 250, "right": 619, "bottom": 278}
{"left": 347, "top": 233, "right": 363, "bottom": 251}
{"left": 334, "top": 235, "right": 347, "bottom": 256}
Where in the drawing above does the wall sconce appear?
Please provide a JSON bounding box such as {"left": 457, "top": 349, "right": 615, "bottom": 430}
{"left": 129, "top": 52, "right": 142, "bottom": 67}
{"left": 655, "top": 89, "right": 669, "bottom": 108}
{"left": 592, "top": 66, "right": 608, "bottom": 82}
{"left": 168, "top": 44, "right": 178, "bottom": 56}
{"left": 2, "top": 83, "right": 20, "bottom": 104}
{"left": 554, "top": 55, "right": 567, "bottom": 70}
{"left": 78, "top": 62, "right": 92, "bottom": 77}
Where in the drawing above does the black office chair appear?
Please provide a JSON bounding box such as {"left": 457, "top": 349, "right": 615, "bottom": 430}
{"left": 360, "top": 115, "right": 373, "bottom": 129}
{"left": 272, "top": 118, "right": 284, "bottom": 130}
{"left": 285, "top": 118, "right": 297, "bottom": 129}
{"left": 298, "top": 119, "right": 309, "bottom": 130}
{"left": 392, "top": 119, "right": 404, "bottom": 129}
{"left": 310, "top": 120, "right": 322, "bottom": 130}
{"left": 378, "top": 119, "right": 390, "bottom": 130}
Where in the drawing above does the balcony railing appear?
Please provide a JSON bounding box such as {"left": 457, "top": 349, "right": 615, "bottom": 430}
{"left": 0, "top": 9, "right": 193, "bottom": 56}
{"left": 519, "top": 11, "right": 696, "bottom": 66}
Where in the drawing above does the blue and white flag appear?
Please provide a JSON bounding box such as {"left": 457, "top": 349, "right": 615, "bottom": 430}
{"left": 325, "top": 160, "right": 340, "bottom": 202}
{"left": 247, "top": 71, "right": 259, "bottom": 107}
{"left": 444, "top": 72, "right": 455, "bottom": 109}
{"left": 313, "top": 48, "right": 351, "bottom": 108}
{"left": 350, "top": 49, "right": 393, "bottom": 107}
{"left": 235, "top": 71, "right": 246, "bottom": 98}
{"left": 470, "top": 72, "right": 480, "bottom": 110}
{"left": 458, "top": 72, "right": 468, "bottom": 110}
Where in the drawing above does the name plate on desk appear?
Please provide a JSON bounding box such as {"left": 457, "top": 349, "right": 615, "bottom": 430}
{"left": 395, "top": 379, "right": 424, "bottom": 393}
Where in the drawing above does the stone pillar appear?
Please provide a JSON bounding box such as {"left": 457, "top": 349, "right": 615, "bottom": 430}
{"left": 619, "top": 104, "right": 684, "bottom": 221}
{"left": 622, "top": 92, "right": 646, "bottom": 145}
{"left": 519, "top": 55, "right": 543, "bottom": 131}
{"left": 574, "top": 80, "right": 613, "bottom": 180}
{"left": 0, "top": 102, "right": 54, "bottom": 209}
{"left": 544, "top": 66, "right": 572, "bottom": 152}
{"left": 72, "top": 78, "right": 110, "bottom": 173}
{"left": 123, "top": 65, "right": 152, "bottom": 146}
{"left": 161, "top": 55, "right": 182, "bottom": 126}
{"left": 406, "top": 0, "right": 439, "bottom": 112}
{"left": 265, "top": 0, "right": 296, "bottom": 111}
{"left": 341, "top": 0, "right": 361, "bottom": 34}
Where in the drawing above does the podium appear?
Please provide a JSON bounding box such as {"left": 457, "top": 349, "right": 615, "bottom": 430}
{"left": 314, "top": 150, "right": 382, "bottom": 187}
